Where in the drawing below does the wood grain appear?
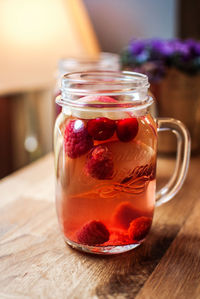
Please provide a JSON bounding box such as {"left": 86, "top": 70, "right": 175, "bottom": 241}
{"left": 136, "top": 196, "right": 200, "bottom": 299}
{"left": 0, "top": 154, "right": 54, "bottom": 209}
{"left": 0, "top": 154, "right": 199, "bottom": 298}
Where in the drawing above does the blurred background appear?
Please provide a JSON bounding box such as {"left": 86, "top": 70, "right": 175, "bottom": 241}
{"left": 0, "top": 0, "right": 199, "bottom": 179}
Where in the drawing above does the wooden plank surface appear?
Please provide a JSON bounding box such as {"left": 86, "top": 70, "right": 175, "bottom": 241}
{"left": 136, "top": 198, "right": 200, "bottom": 299}
{"left": 0, "top": 154, "right": 54, "bottom": 209}
{"left": 0, "top": 154, "right": 199, "bottom": 299}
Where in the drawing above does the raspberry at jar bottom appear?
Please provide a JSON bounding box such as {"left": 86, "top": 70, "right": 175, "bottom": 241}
{"left": 54, "top": 99, "right": 157, "bottom": 254}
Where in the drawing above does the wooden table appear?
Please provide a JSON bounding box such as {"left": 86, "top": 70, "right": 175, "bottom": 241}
{"left": 0, "top": 153, "right": 200, "bottom": 299}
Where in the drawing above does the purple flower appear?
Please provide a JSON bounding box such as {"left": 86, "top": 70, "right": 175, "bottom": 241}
{"left": 128, "top": 39, "right": 146, "bottom": 55}
{"left": 186, "top": 39, "right": 200, "bottom": 56}
{"left": 170, "top": 39, "right": 191, "bottom": 60}
{"left": 122, "top": 38, "right": 200, "bottom": 79}
{"left": 135, "top": 51, "right": 149, "bottom": 64}
{"left": 149, "top": 39, "right": 174, "bottom": 57}
{"left": 158, "top": 41, "right": 174, "bottom": 57}
{"left": 186, "top": 39, "right": 197, "bottom": 48}
{"left": 193, "top": 43, "right": 200, "bottom": 56}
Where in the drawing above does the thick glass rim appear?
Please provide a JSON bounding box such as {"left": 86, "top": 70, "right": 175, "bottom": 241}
{"left": 57, "top": 70, "right": 153, "bottom": 110}
{"left": 58, "top": 52, "right": 120, "bottom": 70}
{"left": 62, "top": 70, "right": 149, "bottom": 87}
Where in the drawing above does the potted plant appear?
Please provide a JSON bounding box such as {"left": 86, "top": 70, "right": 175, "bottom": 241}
{"left": 121, "top": 38, "right": 200, "bottom": 153}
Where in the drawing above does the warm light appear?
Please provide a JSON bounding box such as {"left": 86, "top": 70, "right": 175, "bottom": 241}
{"left": 1, "top": 0, "right": 68, "bottom": 47}
{"left": 0, "top": 0, "right": 100, "bottom": 92}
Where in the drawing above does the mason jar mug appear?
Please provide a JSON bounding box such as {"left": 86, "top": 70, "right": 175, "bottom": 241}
{"left": 54, "top": 71, "right": 190, "bottom": 255}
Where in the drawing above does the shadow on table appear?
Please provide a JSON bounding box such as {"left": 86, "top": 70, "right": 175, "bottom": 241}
{"left": 70, "top": 224, "right": 179, "bottom": 297}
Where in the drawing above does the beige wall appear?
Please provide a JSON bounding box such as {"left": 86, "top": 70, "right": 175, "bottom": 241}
{"left": 84, "top": 0, "right": 177, "bottom": 53}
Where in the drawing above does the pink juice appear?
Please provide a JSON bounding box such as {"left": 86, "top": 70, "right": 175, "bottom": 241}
{"left": 55, "top": 104, "right": 157, "bottom": 253}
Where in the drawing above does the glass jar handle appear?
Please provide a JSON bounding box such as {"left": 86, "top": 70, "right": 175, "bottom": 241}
{"left": 156, "top": 118, "right": 191, "bottom": 207}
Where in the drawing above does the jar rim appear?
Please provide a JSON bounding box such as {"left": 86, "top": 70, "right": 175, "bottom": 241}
{"left": 63, "top": 70, "right": 149, "bottom": 87}
{"left": 57, "top": 53, "right": 120, "bottom": 79}
{"left": 58, "top": 52, "right": 120, "bottom": 70}
{"left": 57, "top": 71, "right": 153, "bottom": 110}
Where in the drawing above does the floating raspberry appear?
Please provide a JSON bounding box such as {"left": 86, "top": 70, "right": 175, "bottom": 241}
{"left": 77, "top": 220, "right": 110, "bottom": 246}
{"left": 128, "top": 216, "right": 152, "bottom": 241}
{"left": 104, "top": 230, "right": 132, "bottom": 246}
{"left": 98, "top": 96, "right": 118, "bottom": 103}
{"left": 80, "top": 95, "right": 118, "bottom": 104}
{"left": 113, "top": 202, "right": 142, "bottom": 229}
{"left": 64, "top": 119, "right": 93, "bottom": 158}
{"left": 87, "top": 117, "right": 116, "bottom": 140}
{"left": 85, "top": 145, "right": 114, "bottom": 180}
{"left": 116, "top": 118, "right": 139, "bottom": 142}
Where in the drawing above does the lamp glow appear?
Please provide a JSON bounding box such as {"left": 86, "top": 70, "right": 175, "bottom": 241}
{"left": 0, "top": 0, "right": 100, "bottom": 91}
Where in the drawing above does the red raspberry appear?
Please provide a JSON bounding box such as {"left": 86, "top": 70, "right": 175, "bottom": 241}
{"left": 98, "top": 96, "right": 118, "bottom": 104}
{"left": 128, "top": 216, "right": 152, "bottom": 241}
{"left": 81, "top": 95, "right": 118, "bottom": 104}
{"left": 87, "top": 117, "right": 116, "bottom": 140}
{"left": 85, "top": 145, "right": 114, "bottom": 180}
{"left": 64, "top": 119, "right": 93, "bottom": 158}
{"left": 77, "top": 220, "right": 110, "bottom": 246}
{"left": 116, "top": 118, "right": 139, "bottom": 142}
{"left": 104, "top": 230, "right": 132, "bottom": 246}
{"left": 113, "top": 202, "right": 142, "bottom": 229}
{"left": 98, "top": 96, "right": 118, "bottom": 103}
